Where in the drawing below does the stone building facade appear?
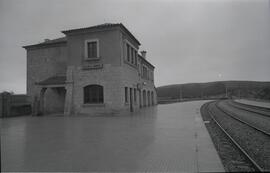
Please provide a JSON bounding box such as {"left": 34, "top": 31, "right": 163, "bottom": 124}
{"left": 23, "top": 23, "right": 157, "bottom": 115}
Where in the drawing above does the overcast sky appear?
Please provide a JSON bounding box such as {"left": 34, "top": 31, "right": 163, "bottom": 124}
{"left": 0, "top": 0, "right": 270, "bottom": 94}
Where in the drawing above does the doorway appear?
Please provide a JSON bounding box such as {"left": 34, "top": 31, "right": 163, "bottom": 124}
{"left": 129, "top": 88, "right": 133, "bottom": 112}
{"left": 40, "top": 87, "right": 66, "bottom": 115}
{"left": 139, "top": 90, "right": 141, "bottom": 108}
{"left": 143, "top": 90, "right": 146, "bottom": 107}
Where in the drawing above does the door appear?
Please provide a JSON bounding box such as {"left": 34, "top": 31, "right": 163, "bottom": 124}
{"left": 139, "top": 90, "right": 141, "bottom": 108}
{"left": 129, "top": 88, "right": 133, "bottom": 112}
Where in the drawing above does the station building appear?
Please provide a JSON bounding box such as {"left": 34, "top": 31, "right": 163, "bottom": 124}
{"left": 23, "top": 23, "right": 157, "bottom": 115}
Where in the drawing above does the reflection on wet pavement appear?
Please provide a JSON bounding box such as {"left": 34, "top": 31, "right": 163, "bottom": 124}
{"left": 1, "top": 101, "right": 223, "bottom": 172}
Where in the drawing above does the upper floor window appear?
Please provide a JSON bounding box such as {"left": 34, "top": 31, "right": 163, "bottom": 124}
{"left": 150, "top": 71, "right": 154, "bottom": 81}
{"left": 125, "top": 40, "right": 138, "bottom": 66}
{"left": 84, "top": 84, "right": 103, "bottom": 104}
{"left": 134, "top": 52, "right": 137, "bottom": 66}
{"left": 138, "top": 63, "right": 140, "bottom": 76}
{"left": 126, "top": 44, "right": 130, "bottom": 62}
{"left": 142, "top": 65, "right": 148, "bottom": 79}
{"left": 85, "top": 39, "right": 99, "bottom": 59}
{"left": 131, "top": 48, "right": 134, "bottom": 64}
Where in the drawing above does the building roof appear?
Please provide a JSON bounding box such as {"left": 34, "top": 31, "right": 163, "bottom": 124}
{"left": 62, "top": 23, "right": 141, "bottom": 45}
{"left": 138, "top": 54, "right": 155, "bottom": 69}
{"left": 23, "top": 23, "right": 141, "bottom": 49}
{"left": 36, "top": 75, "right": 66, "bottom": 86}
{"left": 23, "top": 37, "right": 67, "bottom": 49}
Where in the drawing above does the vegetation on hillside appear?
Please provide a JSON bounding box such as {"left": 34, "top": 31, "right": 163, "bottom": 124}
{"left": 157, "top": 81, "right": 270, "bottom": 101}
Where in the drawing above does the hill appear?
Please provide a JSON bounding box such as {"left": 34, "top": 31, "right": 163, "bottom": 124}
{"left": 156, "top": 81, "right": 270, "bottom": 101}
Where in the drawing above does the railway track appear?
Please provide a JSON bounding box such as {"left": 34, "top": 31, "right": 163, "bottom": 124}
{"left": 216, "top": 101, "right": 270, "bottom": 136}
{"left": 203, "top": 101, "right": 270, "bottom": 172}
{"left": 227, "top": 100, "right": 270, "bottom": 118}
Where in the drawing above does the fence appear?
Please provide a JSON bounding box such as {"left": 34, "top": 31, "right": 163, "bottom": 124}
{"left": 157, "top": 97, "right": 226, "bottom": 104}
{"left": 0, "top": 92, "right": 32, "bottom": 118}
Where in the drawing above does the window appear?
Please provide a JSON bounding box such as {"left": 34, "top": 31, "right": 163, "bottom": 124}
{"left": 134, "top": 51, "right": 137, "bottom": 65}
{"left": 130, "top": 88, "right": 133, "bottom": 103}
{"left": 125, "top": 41, "right": 138, "bottom": 66}
{"left": 142, "top": 66, "right": 148, "bottom": 79}
{"left": 151, "top": 91, "right": 154, "bottom": 105}
{"left": 85, "top": 39, "right": 99, "bottom": 59}
{"left": 138, "top": 63, "right": 140, "bottom": 76}
{"left": 84, "top": 85, "right": 103, "bottom": 103}
{"left": 127, "top": 44, "right": 130, "bottom": 62}
{"left": 147, "top": 91, "right": 150, "bottom": 106}
{"left": 134, "top": 88, "right": 136, "bottom": 103}
{"left": 151, "top": 71, "right": 154, "bottom": 81}
{"left": 125, "top": 87, "right": 128, "bottom": 103}
{"left": 131, "top": 48, "right": 134, "bottom": 64}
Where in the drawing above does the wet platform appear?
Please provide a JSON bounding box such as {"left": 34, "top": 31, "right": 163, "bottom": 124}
{"left": 1, "top": 100, "right": 224, "bottom": 172}
{"left": 235, "top": 99, "right": 270, "bottom": 109}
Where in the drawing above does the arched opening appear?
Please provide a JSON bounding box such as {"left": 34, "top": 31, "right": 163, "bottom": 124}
{"left": 151, "top": 91, "right": 154, "bottom": 106}
{"left": 143, "top": 90, "right": 146, "bottom": 107}
{"left": 84, "top": 85, "right": 104, "bottom": 104}
{"left": 129, "top": 88, "right": 133, "bottom": 112}
{"left": 147, "top": 91, "right": 150, "bottom": 106}
{"left": 139, "top": 90, "right": 142, "bottom": 108}
{"left": 39, "top": 87, "right": 66, "bottom": 115}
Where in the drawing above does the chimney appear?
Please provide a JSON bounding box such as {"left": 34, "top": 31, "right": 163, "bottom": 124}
{"left": 141, "top": 50, "right": 147, "bottom": 59}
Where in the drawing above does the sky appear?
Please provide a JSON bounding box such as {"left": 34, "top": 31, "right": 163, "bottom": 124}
{"left": 0, "top": 0, "right": 270, "bottom": 94}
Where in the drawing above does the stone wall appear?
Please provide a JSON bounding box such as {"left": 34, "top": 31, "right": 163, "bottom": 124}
{"left": 66, "top": 29, "right": 122, "bottom": 67}
{"left": 26, "top": 44, "right": 67, "bottom": 101}
{"left": 70, "top": 64, "right": 123, "bottom": 115}
{"left": 66, "top": 63, "right": 156, "bottom": 115}
{"left": 25, "top": 25, "right": 157, "bottom": 116}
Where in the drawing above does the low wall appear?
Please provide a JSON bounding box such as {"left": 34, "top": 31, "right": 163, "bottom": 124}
{"left": 157, "top": 97, "right": 223, "bottom": 104}
{"left": 0, "top": 92, "right": 32, "bottom": 118}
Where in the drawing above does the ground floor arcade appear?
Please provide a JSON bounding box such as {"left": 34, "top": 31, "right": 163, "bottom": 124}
{"left": 34, "top": 82, "right": 156, "bottom": 116}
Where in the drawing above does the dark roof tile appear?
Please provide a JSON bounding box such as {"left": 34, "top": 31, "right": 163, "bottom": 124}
{"left": 62, "top": 23, "right": 141, "bottom": 45}
{"left": 138, "top": 54, "right": 155, "bottom": 69}
{"left": 23, "top": 37, "right": 66, "bottom": 49}
{"left": 36, "top": 75, "right": 66, "bottom": 85}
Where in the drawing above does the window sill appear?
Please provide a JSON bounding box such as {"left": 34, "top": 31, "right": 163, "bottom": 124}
{"left": 125, "top": 102, "right": 138, "bottom": 106}
{"left": 82, "top": 63, "right": 103, "bottom": 70}
{"left": 84, "top": 57, "right": 101, "bottom": 61}
{"left": 124, "top": 60, "right": 138, "bottom": 69}
{"left": 82, "top": 103, "right": 105, "bottom": 107}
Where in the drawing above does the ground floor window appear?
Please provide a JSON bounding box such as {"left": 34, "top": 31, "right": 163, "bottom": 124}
{"left": 147, "top": 91, "right": 150, "bottom": 106}
{"left": 134, "top": 88, "right": 137, "bottom": 103}
{"left": 143, "top": 90, "right": 146, "bottom": 107}
{"left": 84, "top": 85, "right": 104, "bottom": 103}
{"left": 125, "top": 87, "right": 128, "bottom": 103}
{"left": 129, "top": 88, "right": 133, "bottom": 103}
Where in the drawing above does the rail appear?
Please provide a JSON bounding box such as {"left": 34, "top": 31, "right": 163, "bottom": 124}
{"left": 205, "top": 102, "right": 265, "bottom": 172}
